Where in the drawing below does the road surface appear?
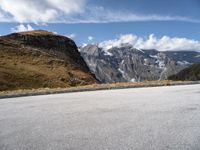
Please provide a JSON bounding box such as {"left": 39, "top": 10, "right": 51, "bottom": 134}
{"left": 0, "top": 84, "right": 200, "bottom": 150}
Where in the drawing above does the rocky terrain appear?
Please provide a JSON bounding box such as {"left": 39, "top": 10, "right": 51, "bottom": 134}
{"left": 80, "top": 44, "right": 200, "bottom": 83}
{"left": 0, "top": 30, "right": 97, "bottom": 91}
{"left": 168, "top": 63, "right": 200, "bottom": 81}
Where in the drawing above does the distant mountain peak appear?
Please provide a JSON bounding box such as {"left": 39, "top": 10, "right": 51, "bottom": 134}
{"left": 80, "top": 44, "right": 200, "bottom": 83}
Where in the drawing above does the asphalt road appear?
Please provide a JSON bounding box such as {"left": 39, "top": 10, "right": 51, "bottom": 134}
{"left": 0, "top": 84, "right": 200, "bottom": 150}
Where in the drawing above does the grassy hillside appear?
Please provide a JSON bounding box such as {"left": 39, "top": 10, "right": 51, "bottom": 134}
{"left": 168, "top": 63, "right": 200, "bottom": 81}
{"left": 0, "top": 31, "right": 97, "bottom": 91}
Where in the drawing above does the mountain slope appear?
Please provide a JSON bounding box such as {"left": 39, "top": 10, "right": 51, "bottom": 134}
{"left": 168, "top": 63, "right": 200, "bottom": 81}
{"left": 0, "top": 30, "right": 97, "bottom": 91}
{"left": 80, "top": 44, "right": 200, "bottom": 83}
{"left": 163, "top": 51, "right": 200, "bottom": 64}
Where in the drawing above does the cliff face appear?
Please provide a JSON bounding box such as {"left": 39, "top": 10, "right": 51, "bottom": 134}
{"left": 80, "top": 44, "right": 199, "bottom": 83}
{"left": 0, "top": 30, "right": 97, "bottom": 91}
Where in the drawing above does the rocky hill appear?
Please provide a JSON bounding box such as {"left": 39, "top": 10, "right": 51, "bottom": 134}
{"left": 168, "top": 63, "right": 200, "bottom": 81}
{"left": 80, "top": 44, "right": 200, "bottom": 83}
{"left": 0, "top": 30, "right": 97, "bottom": 91}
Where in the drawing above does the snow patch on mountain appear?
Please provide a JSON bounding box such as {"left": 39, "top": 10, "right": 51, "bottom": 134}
{"left": 118, "top": 68, "right": 126, "bottom": 78}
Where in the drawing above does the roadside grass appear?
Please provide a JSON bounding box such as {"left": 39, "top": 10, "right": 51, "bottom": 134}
{"left": 1, "top": 80, "right": 199, "bottom": 98}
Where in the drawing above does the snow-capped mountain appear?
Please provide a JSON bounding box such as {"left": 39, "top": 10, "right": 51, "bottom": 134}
{"left": 80, "top": 44, "right": 200, "bottom": 83}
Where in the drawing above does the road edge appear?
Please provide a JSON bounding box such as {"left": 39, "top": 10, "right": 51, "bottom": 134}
{"left": 1, "top": 81, "right": 200, "bottom": 99}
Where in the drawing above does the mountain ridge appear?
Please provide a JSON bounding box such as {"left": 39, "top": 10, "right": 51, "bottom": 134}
{"left": 80, "top": 44, "right": 200, "bottom": 83}
{"left": 168, "top": 63, "right": 200, "bottom": 81}
{"left": 0, "top": 30, "right": 98, "bottom": 91}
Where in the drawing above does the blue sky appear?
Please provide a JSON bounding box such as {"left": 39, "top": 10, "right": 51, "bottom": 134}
{"left": 0, "top": 0, "right": 200, "bottom": 51}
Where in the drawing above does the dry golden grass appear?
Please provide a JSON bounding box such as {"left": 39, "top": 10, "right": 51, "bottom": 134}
{"left": 1, "top": 80, "right": 198, "bottom": 98}
{"left": 17, "top": 30, "right": 56, "bottom": 36}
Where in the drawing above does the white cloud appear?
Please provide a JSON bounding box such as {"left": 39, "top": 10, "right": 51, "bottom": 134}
{"left": 66, "top": 33, "right": 76, "bottom": 39}
{"left": 0, "top": 0, "right": 86, "bottom": 23}
{"left": 88, "top": 36, "right": 94, "bottom": 41}
{"left": 99, "top": 34, "right": 200, "bottom": 51}
{"left": 52, "top": 31, "right": 58, "bottom": 35}
{"left": 11, "top": 24, "right": 34, "bottom": 33}
{"left": 0, "top": 1, "right": 199, "bottom": 23}
{"left": 71, "top": 6, "right": 200, "bottom": 24}
{"left": 0, "top": 12, "right": 4, "bottom": 20}
{"left": 99, "top": 34, "right": 138, "bottom": 50}
{"left": 0, "top": 10, "right": 10, "bottom": 22}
